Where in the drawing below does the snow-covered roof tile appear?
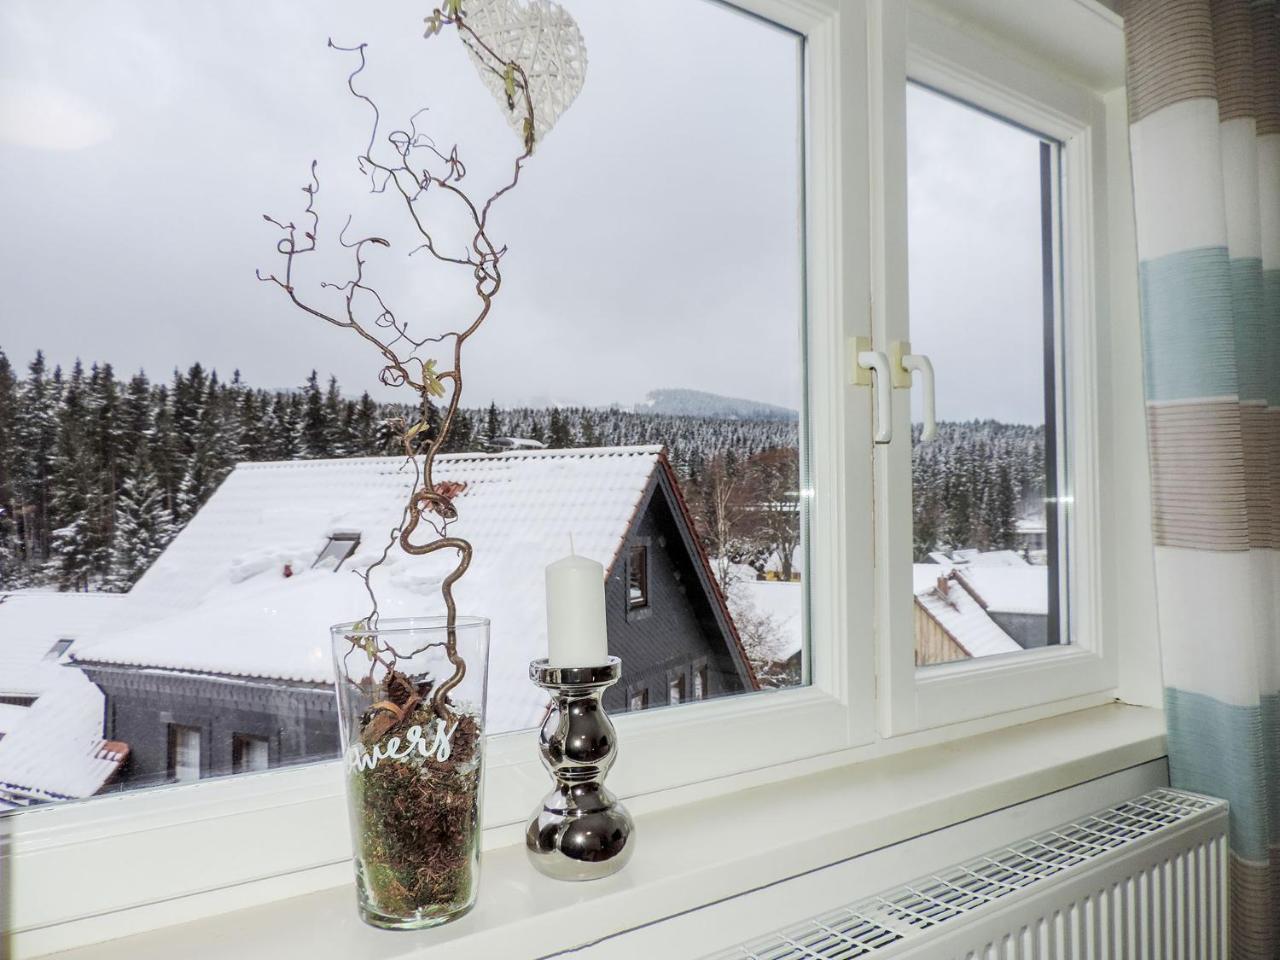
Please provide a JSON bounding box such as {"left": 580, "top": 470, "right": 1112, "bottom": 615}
{"left": 954, "top": 566, "right": 1048, "bottom": 616}
{"left": 0, "top": 668, "right": 122, "bottom": 801}
{"left": 0, "top": 592, "right": 125, "bottom": 697}
{"left": 914, "top": 574, "right": 1022, "bottom": 659}
{"left": 75, "top": 446, "right": 665, "bottom": 735}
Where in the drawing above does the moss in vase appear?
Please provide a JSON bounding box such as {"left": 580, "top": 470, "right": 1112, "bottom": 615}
{"left": 352, "top": 704, "right": 483, "bottom": 915}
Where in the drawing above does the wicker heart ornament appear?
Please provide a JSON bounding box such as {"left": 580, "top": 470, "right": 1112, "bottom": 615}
{"left": 462, "top": 0, "right": 588, "bottom": 148}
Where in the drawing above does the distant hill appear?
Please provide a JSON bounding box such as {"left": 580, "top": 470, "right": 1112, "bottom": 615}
{"left": 636, "top": 389, "right": 798, "bottom": 421}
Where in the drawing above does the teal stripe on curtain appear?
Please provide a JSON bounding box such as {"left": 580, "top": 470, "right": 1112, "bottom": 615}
{"left": 1230, "top": 258, "right": 1267, "bottom": 401}
{"left": 1266, "top": 269, "right": 1280, "bottom": 406}
{"left": 1139, "top": 247, "right": 1240, "bottom": 400}
{"left": 1164, "top": 687, "right": 1274, "bottom": 861}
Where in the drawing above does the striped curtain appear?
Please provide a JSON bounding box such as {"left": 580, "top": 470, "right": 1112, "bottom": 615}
{"left": 1124, "top": 0, "right": 1280, "bottom": 954}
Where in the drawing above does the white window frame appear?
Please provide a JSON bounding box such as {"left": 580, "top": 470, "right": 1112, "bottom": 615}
{"left": 6, "top": 1, "right": 880, "bottom": 949}
{"left": 872, "top": 2, "right": 1119, "bottom": 735}
{"left": 6, "top": 2, "right": 1146, "bottom": 954}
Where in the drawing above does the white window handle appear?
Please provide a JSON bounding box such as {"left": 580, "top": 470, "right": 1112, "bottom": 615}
{"left": 890, "top": 340, "right": 938, "bottom": 442}
{"left": 852, "top": 339, "right": 893, "bottom": 444}
{"left": 903, "top": 354, "right": 937, "bottom": 441}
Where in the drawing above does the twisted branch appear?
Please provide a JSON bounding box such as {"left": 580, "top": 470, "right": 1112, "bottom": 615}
{"left": 259, "top": 6, "right": 536, "bottom": 718}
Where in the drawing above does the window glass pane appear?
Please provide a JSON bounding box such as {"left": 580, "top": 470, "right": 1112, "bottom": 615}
{"left": 232, "top": 735, "right": 270, "bottom": 774}
{"left": 168, "top": 726, "right": 201, "bottom": 783}
{"left": 0, "top": 0, "right": 806, "bottom": 808}
{"left": 906, "top": 82, "right": 1065, "bottom": 667}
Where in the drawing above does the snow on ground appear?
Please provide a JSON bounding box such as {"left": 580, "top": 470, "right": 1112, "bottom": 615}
{"left": 727, "top": 578, "right": 803, "bottom": 663}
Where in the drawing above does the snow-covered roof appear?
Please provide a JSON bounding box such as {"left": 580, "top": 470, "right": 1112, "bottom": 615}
{"left": 0, "top": 591, "right": 125, "bottom": 698}
{"left": 912, "top": 568, "right": 1022, "bottom": 659}
{"left": 949, "top": 549, "right": 1029, "bottom": 568}
{"left": 0, "top": 670, "right": 123, "bottom": 802}
{"left": 0, "top": 593, "right": 128, "bottom": 802}
{"left": 75, "top": 447, "right": 669, "bottom": 735}
{"left": 954, "top": 566, "right": 1048, "bottom": 616}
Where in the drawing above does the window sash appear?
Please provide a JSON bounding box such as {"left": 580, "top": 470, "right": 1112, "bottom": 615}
{"left": 872, "top": 2, "right": 1120, "bottom": 736}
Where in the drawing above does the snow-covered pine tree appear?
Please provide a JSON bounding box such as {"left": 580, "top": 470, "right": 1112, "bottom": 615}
{"left": 237, "top": 389, "right": 270, "bottom": 461}
{"left": 106, "top": 454, "right": 176, "bottom": 592}
{"left": 45, "top": 362, "right": 109, "bottom": 590}
{"left": 15, "top": 352, "right": 60, "bottom": 568}
{"left": 0, "top": 349, "right": 23, "bottom": 587}
{"left": 349, "top": 392, "right": 379, "bottom": 455}
{"left": 484, "top": 402, "right": 500, "bottom": 446}
{"left": 300, "top": 370, "right": 329, "bottom": 458}
{"left": 547, "top": 407, "right": 572, "bottom": 448}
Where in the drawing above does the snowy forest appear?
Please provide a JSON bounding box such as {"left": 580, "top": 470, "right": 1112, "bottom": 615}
{"left": 0, "top": 349, "right": 1044, "bottom": 593}
{"left": 911, "top": 421, "right": 1046, "bottom": 561}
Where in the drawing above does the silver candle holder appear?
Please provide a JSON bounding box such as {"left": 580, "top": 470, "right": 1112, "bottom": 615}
{"left": 525, "top": 656, "right": 634, "bottom": 880}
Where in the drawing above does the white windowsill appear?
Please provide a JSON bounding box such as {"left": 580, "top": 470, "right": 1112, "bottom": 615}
{"left": 43, "top": 702, "right": 1166, "bottom": 960}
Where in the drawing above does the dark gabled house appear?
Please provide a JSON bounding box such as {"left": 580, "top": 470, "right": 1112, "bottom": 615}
{"left": 72, "top": 446, "right": 756, "bottom": 793}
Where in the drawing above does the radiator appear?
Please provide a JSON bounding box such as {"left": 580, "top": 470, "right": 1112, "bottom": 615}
{"left": 706, "top": 789, "right": 1229, "bottom": 959}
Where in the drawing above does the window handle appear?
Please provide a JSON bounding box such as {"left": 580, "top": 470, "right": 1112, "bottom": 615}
{"left": 852, "top": 338, "right": 893, "bottom": 444}
{"left": 890, "top": 340, "right": 938, "bottom": 442}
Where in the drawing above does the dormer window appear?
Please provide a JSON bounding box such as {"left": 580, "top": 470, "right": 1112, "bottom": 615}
{"left": 313, "top": 532, "right": 361, "bottom": 572}
{"left": 44, "top": 638, "right": 74, "bottom": 661}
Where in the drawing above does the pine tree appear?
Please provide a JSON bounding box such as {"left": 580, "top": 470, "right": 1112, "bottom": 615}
{"left": 442, "top": 409, "right": 475, "bottom": 453}
{"left": 237, "top": 389, "right": 270, "bottom": 461}
{"left": 548, "top": 407, "right": 573, "bottom": 448}
{"left": 149, "top": 385, "right": 181, "bottom": 513}
{"left": 322, "top": 376, "right": 346, "bottom": 457}
{"left": 270, "top": 393, "right": 303, "bottom": 460}
{"left": 0, "top": 349, "right": 23, "bottom": 585}
{"left": 45, "top": 362, "right": 109, "bottom": 590}
{"left": 106, "top": 454, "right": 176, "bottom": 592}
{"left": 578, "top": 411, "right": 602, "bottom": 448}
{"left": 15, "top": 352, "right": 59, "bottom": 566}
{"left": 351, "top": 392, "right": 380, "bottom": 455}
{"left": 484, "top": 402, "right": 501, "bottom": 446}
{"left": 118, "top": 372, "right": 153, "bottom": 481}
{"left": 301, "top": 370, "right": 329, "bottom": 458}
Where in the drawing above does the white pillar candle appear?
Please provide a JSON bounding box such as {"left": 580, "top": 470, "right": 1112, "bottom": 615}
{"left": 545, "top": 549, "right": 609, "bottom": 667}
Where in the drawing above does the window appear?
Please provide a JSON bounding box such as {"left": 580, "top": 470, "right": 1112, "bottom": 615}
{"left": 167, "top": 725, "right": 201, "bottom": 783}
{"left": 906, "top": 83, "right": 1064, "bottom": 666}
{"left": 3, "top": 1, "right": 1140, "bottom": 949}
{"left": 627, "top": 544, "right": 649, "bottom": 610}
{"left": 232, "top": 735, "right": 270, "bottom": 774}
{"left": 43, "top": 638, "right": 74, "bottom": 661}
{"left": 312, "top": 532, "right": 360, "bottom": 572}
{"left": 668, "top": 672, "right": 686, "bottom": 706}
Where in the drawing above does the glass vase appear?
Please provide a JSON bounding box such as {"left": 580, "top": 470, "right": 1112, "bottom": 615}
{"left": 330, "top": 616, "right": 490, "bottom": 930}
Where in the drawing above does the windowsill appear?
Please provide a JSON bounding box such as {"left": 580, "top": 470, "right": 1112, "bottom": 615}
{"left": 44, "top": 702, "right": 1166, "bottom": 960}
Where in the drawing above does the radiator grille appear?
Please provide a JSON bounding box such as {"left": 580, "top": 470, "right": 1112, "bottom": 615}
{"left": 704, "top": 789, "right": 1228, "bottom": 960}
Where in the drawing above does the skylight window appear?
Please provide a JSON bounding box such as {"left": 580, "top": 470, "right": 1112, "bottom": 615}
{"left": 313, "top": 533, "right": 361, "bottom": 572}
{"left": 43, "top": 638, "right": 74, "bottom": 661}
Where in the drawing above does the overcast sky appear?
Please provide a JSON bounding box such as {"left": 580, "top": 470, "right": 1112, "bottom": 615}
{"left": 0, "top": 1, "right": 1045, "bottom": 423}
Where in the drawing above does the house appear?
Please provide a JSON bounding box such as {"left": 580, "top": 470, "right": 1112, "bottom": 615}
{"left": 912, "top": 567, "right": 1024, "bottom": 666}
{"left": 912, "top": 551, "right": 1052, "bottom": 664}
{"left": 71, "top": 446, "right": 754, "bottom": 792}
{"left": 0, "top": 593, "right": 129, "bottom": 807}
